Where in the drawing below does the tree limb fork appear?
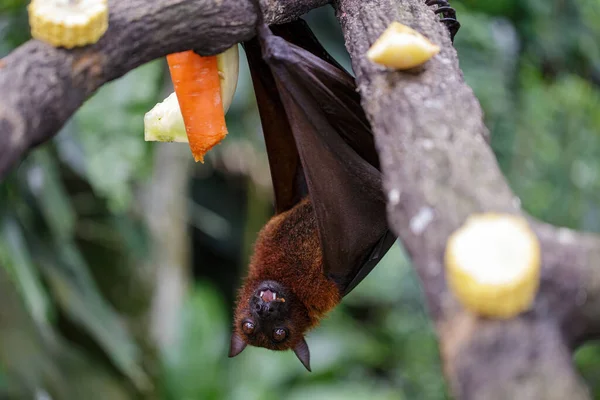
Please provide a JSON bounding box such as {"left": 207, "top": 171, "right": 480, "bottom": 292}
{"left": 1, "top": 0, "right": 599, "bottom": 398}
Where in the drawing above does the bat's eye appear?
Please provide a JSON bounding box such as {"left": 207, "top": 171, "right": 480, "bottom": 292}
{"left": 272, "top": 328, "right": 287, "bottom": 342}
{"left": 242, "top": 321, "right": 255, "bottom": 335}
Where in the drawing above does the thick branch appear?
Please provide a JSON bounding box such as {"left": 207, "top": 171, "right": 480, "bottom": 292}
{"left": 533, "top": 222, "right": 600, "bottom": 346}
{"left": 3, "top": 0, "right": 600, "bottom": 397}
{"left": 335, "top": 0, "right": 599, "bottom": 398}
{"left": 0, "top": 0, "right": 328, "bottom": 179}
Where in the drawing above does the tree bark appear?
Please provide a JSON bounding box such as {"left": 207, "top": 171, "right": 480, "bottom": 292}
{"left": 2, "top": 0, "right": 600, "bottom": 398}
{"left": 0, "top": 0, "right": 328, "bottom": 180}
{"left": 334, "top": 0, "right": 599, "bottom": 398}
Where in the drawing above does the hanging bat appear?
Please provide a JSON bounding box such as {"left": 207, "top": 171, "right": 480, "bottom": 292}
{"left": 229, "top": 2, "right": 460, "bottom": 371}
{"left": 227, "top": 17, "right": 395, "bottom": 371}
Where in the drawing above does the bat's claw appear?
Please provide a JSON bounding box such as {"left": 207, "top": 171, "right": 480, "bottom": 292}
{"left": 425, "top": 0, "right": 461, "bottom": 42}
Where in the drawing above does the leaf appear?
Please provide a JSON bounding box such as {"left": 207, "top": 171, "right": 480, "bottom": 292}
{"left": 25, "top": 149, "right": 76, "bottom": 243}
{"left": 287, "top": 384, "right": 403, "bottom": 400}
{"left": 162, "top": 283, "right": 228, "bottom": 400}
{"left": 51, "top": 339, "right": 133, "bottom": 400}
{"left": 453, "top": 9, "right": 520, "bottom": 168}
{"left": 512, "top": 72, "right": 600, "bottom": 229}
{"left": 0, "top": 216, "right": 51, "bottom": 329}
{"left": 36, "top": 241, "right": 151, "bottom": 392}
{"left": 0, "top": 264, "right": 68, "bottom": 400}
{"left": 71, "top": 60, "right": 163, "bottom": 211}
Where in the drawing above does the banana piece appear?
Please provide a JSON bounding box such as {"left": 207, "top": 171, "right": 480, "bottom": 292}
{"left": 367, "top": 22, "right": 440, "bottom": 70}
{"left": 445, "top": 213, "right": 541, "bottom": 319}
{"left": 216, "top": 45, "right": 240, "bottom": 114}
{"left": 28, "top": 0, "right": 109, "bottom": 49}
{"left": 144, "top": 45, "right": 239, "bottom": 143}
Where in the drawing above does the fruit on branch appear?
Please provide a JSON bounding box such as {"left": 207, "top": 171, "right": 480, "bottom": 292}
{"left": 367, "top": 22, "right": 440, "bottom": 70}
{"left": 445, "top": 213, "right": 541, "bottom": 319}
{"left": 28, "top": 0, "right": 109, "bottom": 49}
{"left": 144, "top": 46, "right": 239, "bottom": 155}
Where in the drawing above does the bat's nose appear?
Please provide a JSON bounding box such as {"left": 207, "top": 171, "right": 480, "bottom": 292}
{"left": 250, "top": 289, "right": 288, "bottom": 320}
{"left": 255, "top": 301, "right": 273, "bottom": 317}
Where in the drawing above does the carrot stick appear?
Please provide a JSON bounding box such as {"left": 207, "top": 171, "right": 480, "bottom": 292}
{"left": 166, "top": 51, "right": 227, "bottom": 162}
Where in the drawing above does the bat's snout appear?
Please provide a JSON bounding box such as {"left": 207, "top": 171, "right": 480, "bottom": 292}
{"left": 252, "top": 296, "right": 287, "bottom": 319}
{"left": 250, "top": 281, "right": 289, "bottom": 321}
{"left": 255, "top": 301, "right": 275, "bottom": 317}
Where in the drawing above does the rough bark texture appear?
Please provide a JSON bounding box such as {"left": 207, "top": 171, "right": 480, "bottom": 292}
{"left": 2, "top": 0, "right": 600, "bottom": 398}
{"left": 334, "top": 0, "right": 600, "bottom": 398}
{"left": 0, "top": 0, "right": 328, "bottom": 180}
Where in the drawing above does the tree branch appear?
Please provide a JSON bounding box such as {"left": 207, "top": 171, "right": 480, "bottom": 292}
{"left": 335, "top": 0, "right": 600, "bottom": 398}
{"left": 533, "top": 222, "right": 600, "bottom": 346}
{"left": 3, "top": 0, "right": 600, "bottom": 397}
{"left": 0, "top": 0, "right": 328, "bottom": 180}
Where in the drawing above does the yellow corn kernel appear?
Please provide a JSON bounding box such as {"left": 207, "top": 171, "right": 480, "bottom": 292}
{"left": 28, "top": 0, "right": 109, "bottom": 49}
{"left": 367, "top": 22, "right": 440, "bottom": 70}
{"left": 445, "top": 213, "right": 541, "bottom": 319}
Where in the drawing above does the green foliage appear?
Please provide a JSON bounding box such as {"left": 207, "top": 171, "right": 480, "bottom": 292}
{"left": 161, "top": 283, "right": 229, "bottom": 400}
{"left": 1, "top": 215, "right": 52, "bottom": 328}
{"left": 457, "top": 0, "right": 518, "bottom": 17}
{"left": 512, "top": 70, "right": 600, "bottom": 228}
{"left": 0, "top": 6, "right": 164, "bottom": 395}
{"left": 40, "top": 241, "right": 150, "bottom": 391}
{"left": 73, "top": 61, "right": 163, "bottom": 211}
{"left": 575, "top": 344, "right": 600, "bottom": 397}
{"left": 0, "top": 0, "right": 29, "bottom": 53}
{"left": 0, "top": 155, "right": 152, "bottom": 396}
{"left": 453, "top": 0, "right": 600, "bottom": 233}
{"left": 453, "top": 6, "right": 520, "bottom": 168}
{"left": 1, "top": 1, "right": 600, "bottom": 399}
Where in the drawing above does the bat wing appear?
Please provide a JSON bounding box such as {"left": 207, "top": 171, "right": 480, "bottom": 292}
{"left": 243, "top": 35, "right": 304, "bottom": 214}
{"left": 244, "top": 20, "right": 396, "bottom": 296}
{"left": 242, "top": 19, "right": 375, "bottom": 214}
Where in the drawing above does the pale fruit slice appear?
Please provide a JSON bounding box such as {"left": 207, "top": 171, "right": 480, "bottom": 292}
{"left": 144, "top": 92, "right": 188, "bottom": 143}
{"left": 367, "top": 22, "right": 440, "bottom": 70}
{"left": 216, "top": 45, "right": 240, "bottom": 113}
{"left": 28, "top": 0, "right": 109, "bottom": 49}
{"left": 445, "top": 213, "right": 541, "bottom": 319}
{"left": 144, "top": 45, "right": 239, "bottom": 143}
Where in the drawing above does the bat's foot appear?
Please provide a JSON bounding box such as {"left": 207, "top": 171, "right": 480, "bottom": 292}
{"left": 425, "top": 0, "right": 460, "bottom": 42}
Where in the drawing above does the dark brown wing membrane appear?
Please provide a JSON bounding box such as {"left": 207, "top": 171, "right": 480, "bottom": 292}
{"left": 243, "top": 37, "right": 304, "bottom": 214}
{"left": 268, "top": 20, "right": 380, "bottom": 170}
{"left": 244, "top": 20, "right": 395, "bottom": 295}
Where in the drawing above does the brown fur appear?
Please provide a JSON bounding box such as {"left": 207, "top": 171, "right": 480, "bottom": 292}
{"left": 233, "top": 197, "right": 341, "bottom": 351}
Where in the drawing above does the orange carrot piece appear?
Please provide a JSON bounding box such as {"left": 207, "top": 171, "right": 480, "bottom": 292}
{"left": 166, "top": 51, "right": 227, "bottom": 162}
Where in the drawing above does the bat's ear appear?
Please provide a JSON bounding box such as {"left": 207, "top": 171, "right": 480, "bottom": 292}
{"left": 293, "top": 337, "right": 311, "bottom": 372}
{"left": 228, "top": 332, "right": 247, "bottom": 358}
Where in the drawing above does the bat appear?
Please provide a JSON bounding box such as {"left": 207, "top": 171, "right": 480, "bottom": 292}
{"left": 426, "top": 0, "right": 460, "bottom": 41}
{"left": 229, "top": 1, "right": 460, "bottom": 371}
{"left": 228, "top": 17, "right": 395, "bottom": 371}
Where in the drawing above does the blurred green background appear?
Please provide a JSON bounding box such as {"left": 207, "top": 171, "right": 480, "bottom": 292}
{"left": 1, "top": 0, "right": 600, "bottom": 399}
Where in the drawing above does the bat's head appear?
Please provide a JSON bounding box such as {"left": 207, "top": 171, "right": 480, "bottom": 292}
{"left": 229, "top": 280, "right": 312, "bottom": 371}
